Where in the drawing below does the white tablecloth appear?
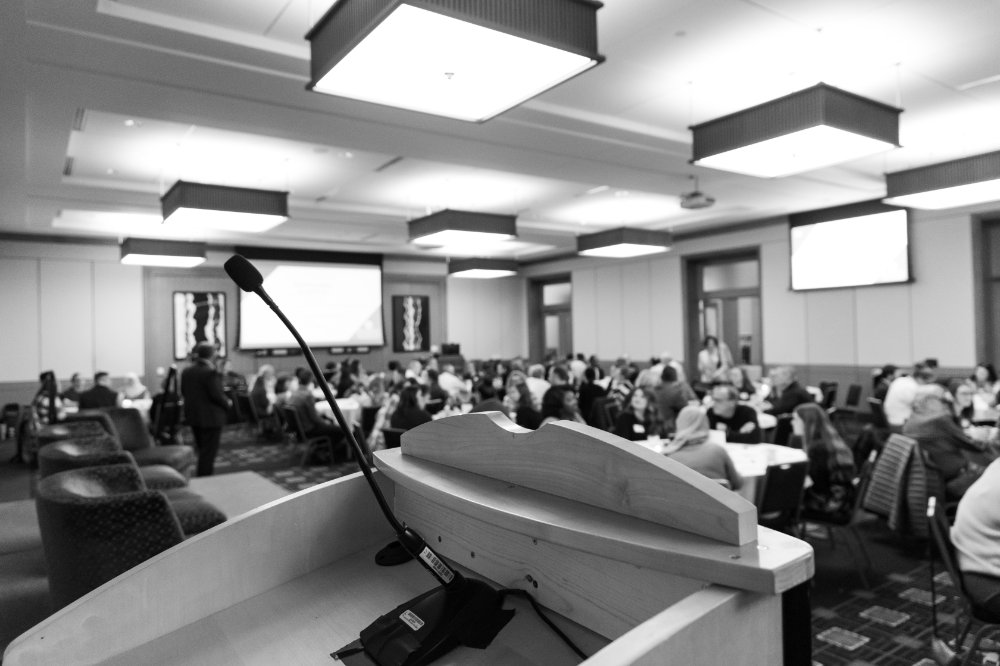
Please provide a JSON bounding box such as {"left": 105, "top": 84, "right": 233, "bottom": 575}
{"left": 722, "top": 443, "right": 808, "bottom": 505}
{"left": 314, "top": 398, "right": 361, "bottom": 427}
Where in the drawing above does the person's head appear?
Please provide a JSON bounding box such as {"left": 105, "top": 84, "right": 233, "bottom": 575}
{"left": 398, "top": 381, "right": 429, "bottom": 410}
{"left": 660, "top": 365, "right": 678, "bottom": 384}
{"left": 792, "top": 403, "right": 853, "bottom": 468}
{"left": 528, "top": 364, "right": 546, "bottom": 379}
{"left": 947, "top": 379, "right": 975, "bottom": 413}
{"left": 192, "top": 341, "right": 216, "bottom": 362}
{"left": 507, "top": 378, "right": 533, "bottom": 409}
{"left": 124, "top": 372, "right": 140, "bottom": 387}
{"left": 627, "top": 386, "right": 652, "bottom": 415}
{"left": 710, "top": 384, "right": 739, "bottom": 419}
{"left": 672, "top": 406, "right": 710, "bottom": 448}
{"left": 769, "top": 366, "right": 794, "bottom": 390}
{"left": 913, "top": 366, "right": 937, "bottom": 385}
{"left": 541, "top": 385, "right": 578, "bottom": 419}
{"left": 973, "top": 362, "right": 998, "bottom": 385}
{"left": 547, "top": 365, "right": 570, "bottom": 386}
{"left": 68, "top": 372, "right": 83, "bottom": 390}
{"left": 911, "top": 383, "right": 949, "bottom": 416}
{"left": 94, "top": 371, "right": 110, "bottom": 387}
{"left": 702, "top": 335, "right": 719, "bottom": 351}
{"left": 294, "top": 368, "right": 314, "bottom": 389}
{"left": 475, "top": 379, "right": 498, "bottom": 401}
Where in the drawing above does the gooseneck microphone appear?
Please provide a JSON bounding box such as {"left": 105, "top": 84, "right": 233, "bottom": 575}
{"left": 224, "top": 254, "right": 511, "bottom": 666}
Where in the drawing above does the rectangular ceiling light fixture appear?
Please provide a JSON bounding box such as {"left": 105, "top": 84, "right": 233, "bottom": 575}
{"left": 409, "top": 209, "right": 517, "bottom": 246}
{"left": 691, "top": 83, "right": 901, "bottom": 178}
{"left": 884, "top": 150, "right": 1000, "bottom": 209}
{"left": 448, "top": 258, "right": 519, "bottom": 279}
{"left": 306, "top": 0, "right": 604, "bottom": 122}
{"left": 120, "top": 238, "right": 206, "bottom": 267}
{"left": 577, "top": 227, "right": 672, "bottom": 258}
{"left": 161, "top": 181, "right": 288, "bottom": 233}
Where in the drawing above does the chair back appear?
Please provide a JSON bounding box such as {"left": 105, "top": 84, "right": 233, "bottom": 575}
{"left": 64, "top": 409, "right": 118, "bottom": 439}
{"left": 35, "top": 464, "right": 185, "bottom": 609}
{"left": 382, "top": 426, "right": 405, "bottom": 450}
{"left": 105, "top": 407, "right": 154, "bottom": 452}
{"left": 37, "top": 435, "right": 130, "bottom": 478}
{"left": 819, "top": 381, "right": 839, "bottom": 410}
{"left": 360, "top": 406, "right": 380, "bottom": 437}
{"left": 844, "top": 384, "right": 863, "bottom": 409}
{"left": 867, "top": 397, "right": 888, "bottom": 429}
{"left": 927, "top": 497, "right": 970, "bottom": 601}
{"left": 280, "top": 406, "right": 310, "bottom": 443}
{"left": 757, "top": 459, "right": 808, "bottom": 533}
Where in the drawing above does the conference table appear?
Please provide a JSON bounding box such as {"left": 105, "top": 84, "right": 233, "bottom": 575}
{"left": 633, "top": 438, "right": 808, "bottom": 506}
{"left": 313, "top": 396, "right": 362, "bottom": 427}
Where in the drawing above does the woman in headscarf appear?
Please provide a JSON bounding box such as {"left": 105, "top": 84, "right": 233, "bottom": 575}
{"left": 791, "top": 402, "right": 856, "bottom": 522}
{"left": 121, "top": 372, "right": 150, "bottom": 400}
{"left": 663, "top": 405, "right": 742, "bottom": 490}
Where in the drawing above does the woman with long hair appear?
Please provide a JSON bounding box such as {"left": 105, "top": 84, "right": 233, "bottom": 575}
{"left": 662, "top": 405, "right": 742, "bottom": 490}
{"left": 947, "top": 378, "right": 976, "bottom": 429}
{"left": 614, "top": 386, "right": 664, "bottom": 441}
{"left": 505, "top": 377, "right": 542, "bottom": 430}
{"left": 970, "top": 362, "right": 1000, "bottom": 422}
{"left": 389, "top": 381, "right": 432, "bottom": 431}
{"left": 539, "top": 385, "right": 586, "bottom": 426}
{"left": 792, "top": 403, "right": 856, "bottom": 522}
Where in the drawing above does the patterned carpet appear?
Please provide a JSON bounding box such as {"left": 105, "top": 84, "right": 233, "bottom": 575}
{"left": 812, "top": 565, "right": 996, "bottom": 666}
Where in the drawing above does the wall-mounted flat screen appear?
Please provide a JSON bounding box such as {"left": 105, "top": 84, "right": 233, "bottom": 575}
{"left": 790, "top": 209, "right": 909, "bottom": 291}
{"left": 236, "top": 259, "right": 384, "bottom": 350}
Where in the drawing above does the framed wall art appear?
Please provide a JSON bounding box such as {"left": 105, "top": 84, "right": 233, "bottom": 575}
{"left": 391, "top": 295, "right": 430, "bottom": 353}
{"left": 173, "top": 291, "right": 227, "bottom": 360}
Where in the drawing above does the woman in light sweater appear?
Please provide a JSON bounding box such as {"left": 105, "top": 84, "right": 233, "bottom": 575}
{"left": 951, "top": 457, "right": 1000, "bottom": 615}
{"left": 663, "top": 405, "right": 742, "bottom": 491}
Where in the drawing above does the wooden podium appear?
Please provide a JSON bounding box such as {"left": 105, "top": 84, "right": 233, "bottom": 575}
{"left": 4, "top": 413, "right": 813, "bottom": 665}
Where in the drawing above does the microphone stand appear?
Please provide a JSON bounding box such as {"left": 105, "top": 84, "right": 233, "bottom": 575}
{"left": 247, "top": 280, "right": 512, "bottom": 666}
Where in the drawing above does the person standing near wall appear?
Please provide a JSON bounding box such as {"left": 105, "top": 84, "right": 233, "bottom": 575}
{"left": 181, "top": 342, "right": 230, "bottom": 476}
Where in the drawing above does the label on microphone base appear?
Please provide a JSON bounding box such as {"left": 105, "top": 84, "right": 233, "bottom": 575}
{"left": 399, "top": 609, "right": 425, "bottom": 631}
{"left": 419, "top": 547, "right": 455, "bottom": 584}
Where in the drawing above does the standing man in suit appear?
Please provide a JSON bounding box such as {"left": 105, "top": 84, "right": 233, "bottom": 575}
{"left": 181, "top": 342, "right": 231, "bottom": 476}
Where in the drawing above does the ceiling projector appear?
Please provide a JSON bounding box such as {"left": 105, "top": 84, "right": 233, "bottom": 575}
{"left": 680, "top": 189, "right": 715, "bottom": 209}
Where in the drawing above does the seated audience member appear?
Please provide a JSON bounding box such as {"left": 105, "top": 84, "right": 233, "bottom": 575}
{"left": 469, "top": 379, "right": 510, "bottom": 417}
{"left": 547, "top": 364, "right": 571, "bottom": 389}
{"left": 587, "top": 355, "right": 606, "bottom": 383}
{"left": 792, "top": 403, "right": 856, "bottom": 523}
{"left": 539, "top": 385, "right": 587, "bottom": 426}
{"left": 249, "top": 365, "right": 280, "bottom": 439}
{"left": 871, "top": 364, "right": 900, "bottom": 402}
{"left": 569, "top": 354, "right": 588, "bottom": 384}
{"left": 707, "top": 384, "right": 761, "bottom": 444}
{"left": 121, "top": 372, "right": 150, "bottom": 401}
{"left": 883, "top": 363, "right": 936, "bottom": 428}
{"left": 220, "top": 359, "right": 248, "bottom": 392}
{"left": 504, "top": 377, "right": 542, "bottom": 430}
{"left": 59, "top": 372, "right": 85, "bottom": 404}
{"left": 287, "top": 369, "right": 347, "bottom": 461}
{"left": 663, "top": 406, "right": 742, "bottom": 490}
{"left": 390, "top": 381, "right": 432, "bottom": 431}
{"left": 761, "top": 366, "right": 813, "bottom": 416}
{"left": 947, "top": 379, "right": 976, "bottom": 429}
{"left": 613, "top": 386, "right": 664, "bottom": 441}
{"left": 525, "top": 364, "right": 551, "bottom": 408}
{"left": 902, "top": 384, "right": 998, "bottom": 500}
{"left": 273, "top": 373, "right": 297, "bottom": 410}
{"left": 970, "top": 361, "right": 1000, "bottom": 422}
{"left": 726, "top": 366, "right": 760, "bottom": 404}
{"left": 421, "top": 368, "right": 450, "bottom": 415}
{"left": 653, "top": 366, "right": 698, "bottom": 436}
{"left": 34, "top": 370, "right": 65, "bottom": 425}
{"left": 78, "top": 371, "right": 123, "bottom": 410}
{"left": 386, "top": 360, "right": 406, "bottom": 391}
{"left": 951, "top": 458, "right": 1000, "bottom": 616}
{"left": 578, "top": 366, "right": 608, "bottom": 426}
{"left": 436, "top": 364, "right": 466, "bottom": 397}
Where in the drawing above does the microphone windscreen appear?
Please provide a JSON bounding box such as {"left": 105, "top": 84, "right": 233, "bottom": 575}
{"left": 224, "top": 254, "right": 264, "bottom": 292}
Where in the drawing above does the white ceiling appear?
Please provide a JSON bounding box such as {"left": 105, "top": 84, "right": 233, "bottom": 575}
{"left": 6, "top": 0, "right": 1000, "bottom": 261}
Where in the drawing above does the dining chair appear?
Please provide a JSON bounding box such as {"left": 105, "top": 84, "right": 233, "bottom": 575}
{"left": 927, "top": 496, "right": 1000, "bottom": 665}
{"left": 756, "top": 459, "right": 808, "bottom": 536}
{"left": 801, "top": 450, "right": 877, "bottom": 588}
{"left": 381, "top": 426, "right": 406, "bottom": 450}
{"left": 819, "top": 381, "right": 839, "bottom": 411}
{"left": 281, "top": 405, "right": 334, "bottom": 466}
{"left": 105, "top": 407, "right": 196, "bottom": 478}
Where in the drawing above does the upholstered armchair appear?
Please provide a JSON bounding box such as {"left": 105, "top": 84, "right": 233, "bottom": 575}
{"left": 37, "top": 436, "right": 188, "bottom": 491}
{"left": 105, "top": 407, "right": 196, "bottom": 478}
{"left": 35, "top": 464, "right": 187, "bottom": 610}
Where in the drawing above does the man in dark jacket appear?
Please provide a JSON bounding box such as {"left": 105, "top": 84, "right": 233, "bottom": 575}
{"left": 181, "top": 342, "right": 230, "bottom": 476}
{"left": 762, "top": 366, "right": 814, "bottom": 445}
{"left": 78, "top": 371, "right": 122, "bottom": 410}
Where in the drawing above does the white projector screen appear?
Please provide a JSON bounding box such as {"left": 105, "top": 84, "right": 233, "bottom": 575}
{"left": 790, "top": 209, "right": 910, "bottom": 291}
{"left": 236, "top": 259, "right": 385, "bottom": 350}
